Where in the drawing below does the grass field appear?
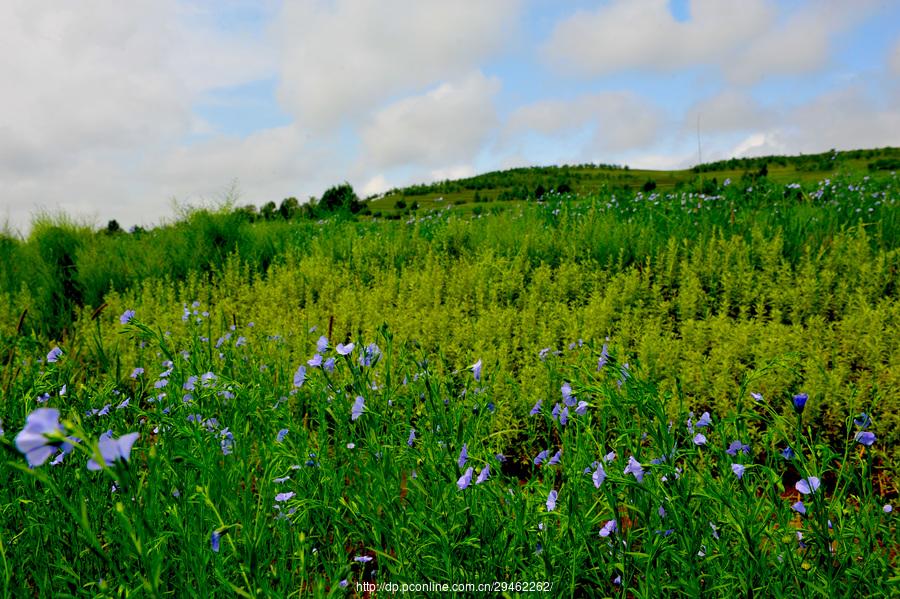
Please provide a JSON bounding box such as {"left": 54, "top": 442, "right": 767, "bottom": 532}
{"left": 0, "top": 151, "right": 898, "bottom": 595}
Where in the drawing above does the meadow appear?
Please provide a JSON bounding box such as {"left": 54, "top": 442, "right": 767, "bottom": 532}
{"left": 0, "top": 158, "right": 898, "bottom": 596}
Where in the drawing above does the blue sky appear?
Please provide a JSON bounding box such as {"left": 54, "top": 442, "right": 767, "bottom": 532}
{"left": 1, "top": 0, "right": 898, "bottom": 232}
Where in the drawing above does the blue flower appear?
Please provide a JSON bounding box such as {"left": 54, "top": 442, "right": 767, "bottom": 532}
{"left": 792, "top": 393, "right": 808, "bottom": 413}
{"left": 323, "top": 357, "right": 335, "bottom": 373}
{"left": 597, "top": 343, "right": 609, "bottom": 370}
{"left": 293, "top": 366, "right": 306, "bottom": 388}
{"left": 546, "top": 489, "right": 558, "bottom": 511}
{"left": 87, "top": 432, "right": 139, "bottom": 471}
{"left": 751, "top": 392, "right": 763, "bottom": 402}
{"left": 559, "top": 406, "right": 569, "bottom": 426}
{"left": 726, "top": 440, "right": 750, "bottom": 456}
{"left": 731, "top": 464, "right": 745, "bottom": 480}
{"left": 533, "top": 449, "right": 549, "bottom": 465}
{"left": 624, "top": 456, "right": 644, "bottom": 483}
{"left": 360, "top": 344, "right": 381, "bottom": 367}
{"left": 471, "top": 359, "right": 482, "bottom": 381}
{"left": 599, "top": 520, "right": 617, "bottom": 537}
{"left": 575, "top": 401, "right": 589, "bottom": 415}
{"left": 792, "top": 500, "right": 806, "bottom": 515}
{"left": 407, "top": 428, "right": 415, "bottom": 447}
{"left": 276, "top": 429, "right": 289, "bottom": 443}
{"left": 853, "top": 413, "right": 872, "bottom": 429}
{"left": 592, "top": 463, "right": 606, "bottom": 488}
{"left": 529, "top": 400, "right": 542, "bottom": 415}
{"left": 457, "top": 467, "right": 474, "bottom": 490}
{"left": 476, "top": 465, "right": 490, "bottom": 484}
{"left": 15, "top": 408, "right": 70, "bottom": 467}
{"left": 46, "top": 347, "right": 62, "bottom": 363}
{"left": 211, "top": 530, "right": 221, "bottom": 552}
{"left": 548, "top": 450, "right": 562, "bottom": 466}
{"left": 855, "top": 431, "right": 876, "bottom": 446}
{"left": 307, "top": 354, "right": 323, "bottom": 367}
{"left": 692, "top": 433, "right": 707, "bottom": 446}
{"left": 561, "top": 382, "right": 575, "bottom": 406}
{"left": 780, "top": 446, "right": 795, "bottom": 460}
{"left": 351, "top": 396, "right": 365, "bottom": 421}
{"left": 458, "top": 444, "right": 468, "bottom": 468}
{"left": 795, "top": 477, "right": 820, "bottom": 495}
{"left": 220, "top": 429, "right": 234, "bottom": 456}
{"left": 275, "top": 491, "right": 295, "bottom": 502}
{"left": 695, "top": 411, "right": 711, "bottom": 427}
{"left": 336, "top": 343, "right": 354, "bottom": 356}
{"left": 119, "top": 310, "right": 135, "bottom": 324}
{"left": 316, "top": 335, "right": 329, "bottom": 353}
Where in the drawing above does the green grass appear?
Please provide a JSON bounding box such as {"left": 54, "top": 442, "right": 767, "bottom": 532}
{"left": 0, "top": 153, "right": 899, "bottom": 595}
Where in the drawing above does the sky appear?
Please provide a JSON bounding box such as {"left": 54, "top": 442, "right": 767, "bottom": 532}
{"left": 2, "top": 0, "right": 899, "bottom": 233}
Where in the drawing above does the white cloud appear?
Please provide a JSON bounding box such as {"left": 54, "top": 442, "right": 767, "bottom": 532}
{"left": 359, "top": 72, "right": 500, "bottom": 169}
{"left": 505, "top": 92, "right": 665, "bottom": 155}
{"left": 889, "top": 37, "right": 900, "bottom": 76}
{"left": 684, "top": 91, "right": 775, "bottom": 134}
{"left": 275, "top": 0, "right": 521, "bottom": 131}
{"left": 542, "top": 0, "right": 880, "bottom": 85}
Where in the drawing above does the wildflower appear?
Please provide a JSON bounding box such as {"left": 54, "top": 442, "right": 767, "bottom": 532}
{"left": 220, "top": 429, "right": 234, "bottom": 456}
{"left": 340, "top": 580, "right": 348, "bottom": 588}
{"left": 592, "top": 463, "right": 606, "bottom": 488}
{"left": 624, "top": 456, "right": 644, "bottom": 483}
{"left": 275, "top": 491, "right": 295, "bottom": 502}
{"left": 183, "top": 375, "right": 197, "bottom": 391}
{"left": 854, "top": 413, "right": 872, "bottom": 429}
{"left": 559, "top": 406, "right": 569, "bottom": 426}
{"left": 855, "top": 431, "right": 876, "bottom": 446}
{"left": 534, "top": 449, "right": 549, "bottom": 465}
{"left": 471, "top": 359, "right": 482, "bottom": 381}
{"left": 726, "top": 440, "right": 750, "bottom": 456}
{"left": 884, "top": 504, "right": 892, "bottom": 514}
{"left": 792, "top": 501, "right": 806, "bottom": 515}
{"left": 235, "top": 336, "right": 246, "bottom": 347}
{"left": 360, "top": 343, "right": 381, "bottom": 367}
{"left": 307, "top": 354, "right": 323, "bottom": 367}
{"left": 154, "top": 379, "right": 168, "bottom": 389}
{"left": 780, "top": 446, "right": 795, "bottom": 460}
{"left": 695, "top": 412, "right": 711, "bottom": 427}
{"left": 613, "top": 575, "right": 621, "bottom": 585}
{"left": 323, "top": 357, "right": 335, "bottom": 373}
{"left": 293, "top": 366, "right": 306, "bottom": 388}
{"left": 792, "top": 393, "right": 808, "bottom": 414}
{"left": 551, "top": 403, "right": 560, "bottom": 420}
{"left": 336, "top": 343, "right": 354, "bottom": 356}
{"left": 273, "top": 476, "right": 290, "bottom": 483}
{"left": 546, "top": 489, "right": 558, "bottom": 511}
{"left": 548, "top": 450, "right": 561, "bottom": 466}
{"left": 692, "top": 433, "right": 707, "bottom": 446}
{"left": 604, "top": 451, "right": 616, "bottom": 463}
{"left": 597, "top": 343, "right": 609, "bottom": 370}
{"left": 751, "top": 392, "right": 763, "bottom": 402}
{"left": 47, "top": 347, "right": 62, "bottom": 363}
{"left": 211, "top": 530, "right": 221, "bottom": 552}
{"left": 561, "top": 382, "right": 575, "bottom": 406}
{"left": 795, "top": 477, "right": 820, "bottom": 495}
{"left": 575, "top": 401, "right": 589, "bottom": 415}
{"left": 316, "top": 335, "right": 329, "bottom": 353}
{"left": 407, "top": 428, "right": 415, "bottom": 447}
{"left": 476, "top": 465, "right": 490, "bottom": 484}
{"left": 15, "top": 408, "right": 70, "bottom": 467}
{"left": 276, "top": 429, "right": 289, "bottom": 443}
{"left": 457, "top": 467, "right": 474, "bottom": 490}
{"left": 201, "top": 372, "right": 216, "bottom": 385}
{"left": 87, "top": 432, "right": 139, "bottom": 471}
{"left": 351, "top": 396, "right": 365, "bottom": 421}
{"left": 599, "top": 520, "right": 617, "bottom": 537}
{"left": 130, "top": 367, "right": 144, "bottom": 378}
{"left": 659, "top": 505, "right": 667, "bottom": 518}
{"left": 119, "top": 310, "right": 135, "bottom": 324}
{"left": 458, "top": 444, "right": 468, "bottom": 468}
{"left": 731, "top": 464, "right": 745, "bottom": 480}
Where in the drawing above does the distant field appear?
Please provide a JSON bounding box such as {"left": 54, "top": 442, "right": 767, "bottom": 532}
{"left": 0, "top": 149, "right": 898, "bottom": 595}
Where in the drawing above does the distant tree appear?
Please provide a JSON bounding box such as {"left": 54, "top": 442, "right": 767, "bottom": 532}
{"left": 320, "top": 183, "right": 361, "bottom": 214}
{"left": 129, "top": 225, "right": 145, "bottom": 236}
{"left": 105, "top": 219, "right": 122, "bottom": 235}
{"left": 279, "top": 197, "right": 300, "bottom": 220}
{"left": 534, "top": 184, "right": 546, "bottom": 199}
{"left": 394, "top": 199, "right": 407, "bottom": 210}
{"left": 409, "top": 201, "right": 419, "bottom": 211}
{"left": 642, "top": 179, "right": 657, "bottom": 192}
{"left": 757, "top": 163, "right": 768, "bottom": 178}
{"left": 260, "top": 201, "right": 277, "bottom": 220}
{"left": 234, "top": 204, "right": 259, "bottom": 223}
{"left": 556, "top": 182, "right": 572, "bottom": 194}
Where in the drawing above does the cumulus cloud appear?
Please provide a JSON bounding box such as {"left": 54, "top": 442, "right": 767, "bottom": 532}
{"left": 276, "top": 0, "right": 521, "bottom": 131}
{"left": 683, "top": 91, "right": 775, "bottom": 134}
{"left": 505, "top": 92, "right": 665, "bottom": 155}
{"left": 542, "top": 0, "right": 880, "bottom": 85}
{"left": 359, "top": 72, "right": 500, "bottom": 169}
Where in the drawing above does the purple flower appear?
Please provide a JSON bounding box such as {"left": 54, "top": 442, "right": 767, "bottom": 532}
{"left": 87, "top": 432, "right": 139, "bottom": 471}
{"left": 731, "top": 464, "right": 745, "bottom": 480}
{"left": 855, "top": 431, "right": 876, "bottom": 446}
{"left": 792, "top": 500, "right": 806, "bottom": 515}
{"left": 726, "top": 440, "right": 750, "bottom": 456}
{"left": 551, "top": 403, "right": 560, "bottom": 420}
{"left": 407, "top": 428, "right": 415, "bottom": 447}
{"left": 339, "top": 580, "right": 348, "bottom": 588}
{"left": 183, "top": 375, "right": 197, "bottom": 391}
{"left": 471, "top": 359, "right": 482, "bottom": 382}
{"left": 575, "top": 401, "right": 589, "bottom": 415}
{"left": 458, "top": 444, "right": 468, "bottom": 468}
{"left": 884, "top": 504, "right": 893, "bottom": 514}
{"left": 46, "top": 347, "right": 62, "bottom": 363}
{"left": 360, "top": 343, "right": 381, "bottom": 367}
{"left": 559, "top": 406, "right": 569, "bottom": 426}
{"left": 307, "top": 354, "right": 323, "bottom": 367}
{"left": 15, "top": 409, "right": 70, "bottom": 467}
{"left": 561, "top": 382, "right": 575, "bottom": 406}
{"left": 751, "top": 392, "right": 763, "bottom": 402}
{"left": 533, "top": 449, "right": 549, "bottom": 465}
{"left": 476, "top": 465, "right": 490, "bottom": 484}
{"left": 780, "top": 446, "right": 795, "bottom": 460}
{"left": 323, "top": 357, "right": 335, "bottom": 373}
{"left": 546, "top": 489, "right": 558, "bottom": 511}
{"left": 220, "top": 429, "right": 234, "bottom": 455}
{"left": 854, "top": 413, "right": 872, "bottom": 429}
{"left": 457, "top": 467, "right": 474, "bottom": 490}
{"left": 273, "top": 476, "right": 290, "bottom": 484}
{"left": 336, "top": 343, "right": 354, "bottom": 356}
{"left": 293, "top": 366, "right": 306, "bottom": 388}
{"left": 529, "top": 400, "right": 542, "bottom": 416}
{"left": 792, "top": 393, "right": 808, "bottom": 413}
{"left": 275, "top": 491, "right": 295, "bottom": 502}
{"left": 692, "top": 433, "right": 707, "bottom": 446}
{"left": 351, "top": 396, "right": 365, "bottom": 421}
{"left": 599, "top": 520, "right": 617, "bottom": 537}
{"left": 795, "top": 477, "right": 820, "bottom": 495}
{"left": 119, "top": 310, "right": 135, "bottom": 325}
{"left": 211, "top": 530, "right": 221, "bottom": 552}
{"left": 354, "top": 556, "right": 373, "bottom": 563}
{"left": 154, "top": 378, "right": 169, "bottom": 389}
{"left": 624, "top": 456, "right": 644, "bottom": 483}
{"left": 597, "top": 343, "right": 609, "bottom": 370}
{"left": 548, "top": 450, "right": 562, "bottom": 466}
{"left": 695, "top": 412, "right": 711, "bottom": 427}
{"left": 316, "top": 335, "right": 329, "bottom": 353}
{"left": 276, "top": 429, "right": 289, "bottom": 443}
{"left": 592, "top": 463, "right": 606, "bottom": 488}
